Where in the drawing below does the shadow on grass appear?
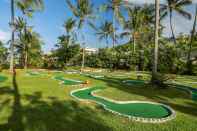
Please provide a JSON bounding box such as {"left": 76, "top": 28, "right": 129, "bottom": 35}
{"left": 0, "top": 71, "right": 24, "bottom": 131}
{"left": 0, "top": 72, "right": 112, "bottom": 131}
{"left": 87, "top": 75, "right": 197, "bottom": 117}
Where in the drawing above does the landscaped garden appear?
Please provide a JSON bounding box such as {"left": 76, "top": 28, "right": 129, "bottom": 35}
{"left": 0, "top": 0, "right": 197, "bottom": 130}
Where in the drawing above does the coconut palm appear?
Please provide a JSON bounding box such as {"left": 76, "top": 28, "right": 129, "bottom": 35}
{"left": 96, "top": 21, "right": 117, "bottom": 47}
{"left": 16, "top": 29, "right": 42, "bottom": 69}
{"left": 101, "top": 0, "right": 126, "bottom": 25}
{"left": 9, "top": 0, "right": 44, "bottom": 72}
{"left": 64, "top": 18, "right": 76, "bottom": 35}
{"left": 121, "top": 6, "right": 151, "bottom": 53}
{"left": 16, "top": 0, "right": 44, "bottom": 17}
{"left": 100, "top": 0, "right": 127, "bottom": 47}
{"left": 66, "top": 0, "right": 94, "bottom": 30}
{"left": 63, "top": 18, "right": 76, "bottom": 45}
{"left": 162, "top": 0, "right": 192, "bottom": 45}
{"left": 66, "top": 0, "right": 94, "bottom": 70}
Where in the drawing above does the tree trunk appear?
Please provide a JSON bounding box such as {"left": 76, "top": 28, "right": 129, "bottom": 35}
{"left": 169, "top": 9, "right": 177, "bottom": 45}
{"left": 24, "top": 50, "right": 28, "bottom": 70}
{"left": 113, "top": 10, "right": 115, "bottom": 48}
{"left": 186, "top": 5, "right": 197, "bottom": 74}
{"left": 81, "top": 43, "right": 85, "bottom": 71}
{"left": 133, "top": 33, "right": 136, "bottom": 54}
{"left": 10, "top": 0, "right": 15, "bottom": 73}
{"left": 152, "top": 0, "right": 160, "bottom": 78}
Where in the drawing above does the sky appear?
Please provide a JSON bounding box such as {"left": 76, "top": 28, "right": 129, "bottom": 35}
{"left": 0, "top": 0, "right": 197, "bottom": 53}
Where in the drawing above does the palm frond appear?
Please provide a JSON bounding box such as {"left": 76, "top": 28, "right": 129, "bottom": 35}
{"left": 66, "top": 0, "right": 79, "bottom": 17}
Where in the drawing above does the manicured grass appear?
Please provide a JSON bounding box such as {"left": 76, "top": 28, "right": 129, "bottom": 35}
{"left": 0, "top": 69, "right": 197, "bottom": 131}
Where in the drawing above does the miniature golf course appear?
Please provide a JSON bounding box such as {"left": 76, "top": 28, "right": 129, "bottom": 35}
{"left": 71, "top": 86, "right": 175, "bottom": 122}
{"left": 54, "top": 76, "right": 83, "bottom": 85}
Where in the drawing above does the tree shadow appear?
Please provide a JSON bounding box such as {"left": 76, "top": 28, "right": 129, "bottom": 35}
{"left": 0, "top": 72, "right": 112, "bottom": 131}
{"left": 23, "top": 98, "right": 112, "bottom": 131}
{"left": 0, "top": 71, "right": 24, "bottom": 131}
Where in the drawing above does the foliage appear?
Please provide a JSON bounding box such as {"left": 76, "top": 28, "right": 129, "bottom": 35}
{"left": 15, "top": 20, "right": 43, "bottom": 69}
{"left": 48, "top": 35, "right": 81, "bottom": 68}
{"left": 96, "top": 21, "right": 117, "bottom": 47}
{"left": 0, "top": 41, "right": 8, "bottom": 69}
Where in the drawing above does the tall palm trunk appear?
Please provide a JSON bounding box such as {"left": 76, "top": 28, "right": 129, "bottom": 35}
{"left": 169, "top": 9, "right": 177, "bottom": 45}
{"left": 152, "top": 0, "right": 160, "bottom": 77}
{"left": 10, "top": 0, "right": 15, "bottom": 72}
{"left": 132, "top": 33, "right": 136, "bottom": 53}
{"left": 113, "top": 10, "right": 116, "bottom": 48}
{"left": 81, "top": 43, "right": 85, "bottom": 72}
{"left": 24, "top": 49, "right": 28, "bottom": 70}
{"left": 186, "top": 5, "right": 197, "bottom": 74}
{"left": 24, "top": 24, "right": 28, "bottom": 70}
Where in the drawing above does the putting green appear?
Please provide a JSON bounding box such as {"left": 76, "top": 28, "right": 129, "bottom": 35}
{"left": 174, "top": 84, "right": 197, "bottom": 101}
{"left": 71, "top": 86, "right": 175, "bottom": 122}
{"left": 0, "top": 75, "right": 7, "bottom": 82}
{"left": 123, "top": 80, "right": 145, "bottom": 86}
{"left": 54, "top": 76, "right": 83, "bottom": 85}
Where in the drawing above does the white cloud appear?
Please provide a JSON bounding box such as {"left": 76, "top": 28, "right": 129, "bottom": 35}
{"left": 0, "top": 29, "right": 10, "bottom": 42}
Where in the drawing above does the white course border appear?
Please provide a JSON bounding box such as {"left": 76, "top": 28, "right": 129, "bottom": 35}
{"left": 81, "top": 73, "right": 105, "bottom": 79}
{"left": 70, "top": 87, "right": 176, "bottom": 123}
{"left": 52, "top": 76, "right": 83, "bottom": 87}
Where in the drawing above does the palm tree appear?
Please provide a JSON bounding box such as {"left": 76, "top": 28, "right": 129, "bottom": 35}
{"left": 66, "top": 0, "right": 94, "bottom": 70}
{"left": 152, "top": 0, "right": 160, "bottom": 81}
{"left": 96, "top": 21, "right": 117, "bottom": 47}
{"left": 66, "top": 0, "right": 94, "bottom": 30}
{"left": 100, "top": 0, "right": 126, "bottom": 47}
{"left": 121, "top": 6, "right": 145, "bottom": 53}
{"left": 101, "top": 0, "right": 126, "bottom": 25}
{"left": 63, "top": 18, "right": 76, "bottom": 45}
{"left": 9, "top": 0, "right": 15, "bottom": 72}
{"left": 9, "top": 0, "right": 44, "bottom": 72}
{"left": 16, "top": 29, "right": 42, "bottom": 69}
{"left": 23, "top": 28, "right": 33, "bottom": 70}
{"left": 64, "top": 18, "right": 76, "bottom": 35}
{"left": 162, "top": 0, "right": 192, "bottom": 45}
{"left": 186, "top": 4, "right": 197, "bottom": 74}
{"left": 16, "top": 0, "right": 44, "bottom": 17}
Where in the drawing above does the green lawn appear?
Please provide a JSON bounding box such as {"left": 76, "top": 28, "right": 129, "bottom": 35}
{"left": 0, "top": 69, "right": 197, "bottom": 131}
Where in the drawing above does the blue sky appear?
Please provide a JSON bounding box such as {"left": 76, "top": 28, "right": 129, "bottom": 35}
{"left": 0, "top": 0, "right": 196, "bottom": 53}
